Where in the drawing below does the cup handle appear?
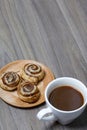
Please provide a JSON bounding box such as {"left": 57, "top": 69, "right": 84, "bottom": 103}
{"left": 37, "top": 107, "right": 56, "bottom": 121}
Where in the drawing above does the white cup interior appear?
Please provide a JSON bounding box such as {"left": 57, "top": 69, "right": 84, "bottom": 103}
{"left": 45, "top": 77, "right": 87, "bottom": 111}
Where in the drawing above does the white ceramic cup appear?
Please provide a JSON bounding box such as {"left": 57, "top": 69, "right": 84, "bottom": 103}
{"left": 37, "top": 77, "right": 87, "bottom": 125}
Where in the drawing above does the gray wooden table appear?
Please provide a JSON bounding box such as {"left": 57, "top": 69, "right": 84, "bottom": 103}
{"left": 0, "top": 0, "right": 87, "bottom": 129}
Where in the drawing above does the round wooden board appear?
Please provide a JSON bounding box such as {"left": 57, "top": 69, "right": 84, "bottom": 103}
{"left": 0, "top": 60, "right": 54, "bottom": 108}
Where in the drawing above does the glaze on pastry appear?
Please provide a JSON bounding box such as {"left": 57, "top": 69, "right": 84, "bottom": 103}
{"left": 0, "top": 71, "right": 20, "bottom": 91}
{"left": 17, "top": 81, "right": 40, "bottom": 103}
{"left": 21, "top": 63, "right": 45, "bottom": 84}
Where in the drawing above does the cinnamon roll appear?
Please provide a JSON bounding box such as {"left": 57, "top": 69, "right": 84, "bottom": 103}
{"left": 0, "top": 71, "right": 20, "bottom": 91}
{"left": 17, "top": 81, "right": 40, "bottom": 103}
{"left": 21, "top": 63, "right": 45, "bottom": 84}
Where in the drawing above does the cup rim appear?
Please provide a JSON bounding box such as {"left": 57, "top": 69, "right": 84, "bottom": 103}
{"left": 45, "top": 77, "right": 87, "bottom": 113}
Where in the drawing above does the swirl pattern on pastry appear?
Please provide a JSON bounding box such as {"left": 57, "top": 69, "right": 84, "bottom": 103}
{"left": 21, "top": 63, "right": 45, "bottom": 84}
{"left": 1, "top": 71, "right": 20, "bottom": 91}
{"left": 17, "top": 81, "right": 40, "bottom": 103}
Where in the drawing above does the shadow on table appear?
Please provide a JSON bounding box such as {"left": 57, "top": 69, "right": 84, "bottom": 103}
{"left": 67, "top": 107, "right": 87, "bottom": 128}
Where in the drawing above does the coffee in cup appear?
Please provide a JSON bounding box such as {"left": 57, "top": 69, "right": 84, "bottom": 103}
{"left": 49, "top": 85, "right": 84, "bottom": 111}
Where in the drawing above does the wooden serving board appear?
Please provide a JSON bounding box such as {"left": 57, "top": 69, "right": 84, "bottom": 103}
{"left": 0, "top": 60, "right": 54, "bottom": 108}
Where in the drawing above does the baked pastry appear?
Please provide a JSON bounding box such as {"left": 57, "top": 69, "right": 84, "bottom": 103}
{"left": 17, "top": 81, "right": 40, "bottom": 103}
{"left": 0, "top": 71, "right": 20, "bottom": 91}
{"left": 21, "top": 63, "right": 45, "bottom": 84}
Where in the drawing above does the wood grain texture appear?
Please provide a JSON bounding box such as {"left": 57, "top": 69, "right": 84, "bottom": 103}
{"left": 0, "top": 0, "right": 87, "bottom": 130}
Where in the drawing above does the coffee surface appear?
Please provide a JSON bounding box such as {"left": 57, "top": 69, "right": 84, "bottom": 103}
{"left": 49, "top": 86, "right": 84, "bottom": 111}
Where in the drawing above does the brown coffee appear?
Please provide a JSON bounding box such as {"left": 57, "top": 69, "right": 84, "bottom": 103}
{"left": 49, "top": 86, "right": 84, "bottom": 111}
